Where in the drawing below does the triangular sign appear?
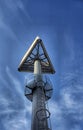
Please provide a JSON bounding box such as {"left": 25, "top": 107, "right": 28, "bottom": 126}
{"left": 18, "top": 36, "right": 55, "bottom": 74}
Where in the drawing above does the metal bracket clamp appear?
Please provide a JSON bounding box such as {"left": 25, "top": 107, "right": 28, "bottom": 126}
{"left": 36, "top": 108, "right": 50, "bottom": 121}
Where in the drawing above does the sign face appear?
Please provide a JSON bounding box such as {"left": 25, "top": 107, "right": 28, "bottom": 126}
{"left": 18, "top": 37, "right": 55, "bottom": 74}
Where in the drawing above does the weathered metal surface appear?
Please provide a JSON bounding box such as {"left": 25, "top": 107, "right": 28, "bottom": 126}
{"left": 18, "top": 37, "right": 55, "bottom": 130}
{"left": 31, "top": 87, "right": 49, "bottom": 130}
{"left": 18, "top": 37, "right": 55, "bottom": 74}
{"left": 25, "top": 74, "right": 53, "bottom": 102}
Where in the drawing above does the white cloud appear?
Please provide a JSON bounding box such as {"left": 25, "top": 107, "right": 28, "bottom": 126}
{"left": 48, "top": 101, "right": 67, "bottom": 130}
{"left": 49, "top": 101, "right": 62, "bottom": 118}
{"left": 61, "top": 90, "right": 75, "bottom": 109}
{"left": 47, "top": 71, "right": 83, "bottom": 130}
{"left": 0, "top": 0, "right": 32, "bottom": 23}
{"left": 0, "top": 66, "right": 32, "bottom": 130}
{"left": 0, "top": 95, "right": 31, "bottom": 130}
{"left": 60, "top": 74, "right": 83, "bottom": 122}
{"left": 0, "top": 96, "right": 9, "bottom": 108}
{"left": 0, "top": 17, "right": 18, "bottom": 41}
{"left": 0, "top": 74, "right": 9, "bottom": 87}
{"left": 4, "top": 116, "right": 30, "bottom": 130}
{"left": 71, "top": 124, "right": 82, "bottom": 130}
{"left": 25, "top": 102, "right": 32, "bottom": 114}
{"left": 64, "top": 34, "right": 75, "bottom": 61}
{"left": 6, "top": 66, "right": 23, "bottom": 95}
{"left": 0, "top": 0, "right": 31, "bottom": 43}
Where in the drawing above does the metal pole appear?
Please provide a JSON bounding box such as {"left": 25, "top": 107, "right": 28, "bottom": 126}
{"left": 34, "top": 60, "right": 41, "bottom": 74}
{"left": 18, "top": 37, "right": 55, "bottom": 130}
{"left": 31, "top": 60, "right": 48, "bottom": 130}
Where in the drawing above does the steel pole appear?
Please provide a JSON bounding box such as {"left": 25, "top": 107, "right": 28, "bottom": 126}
{"left": 31, "top": 60, "right": 48, "bottom": 130}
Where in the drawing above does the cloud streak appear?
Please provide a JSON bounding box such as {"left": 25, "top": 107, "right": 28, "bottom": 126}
{"left": 0, "top": 66, "right": 32, "bottom": 130}
{"left": 6, "top": 66, "right": 23, "bottom": 95}
{"left": 50, "top": 72, "right": 83, "bottom": 130}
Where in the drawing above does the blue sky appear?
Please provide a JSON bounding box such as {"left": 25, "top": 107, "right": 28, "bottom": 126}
{"left": 0, "top": 0, "right": 83, "bottom": 130}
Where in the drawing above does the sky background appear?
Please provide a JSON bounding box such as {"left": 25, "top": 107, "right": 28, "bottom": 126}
{"left": 0, "top": 0, "right": 83, "bottom": 130}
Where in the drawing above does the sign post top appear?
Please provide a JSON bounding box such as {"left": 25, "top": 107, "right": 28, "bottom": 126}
{"left": 18, "top": 36, "right": 55, "bottom": 74}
